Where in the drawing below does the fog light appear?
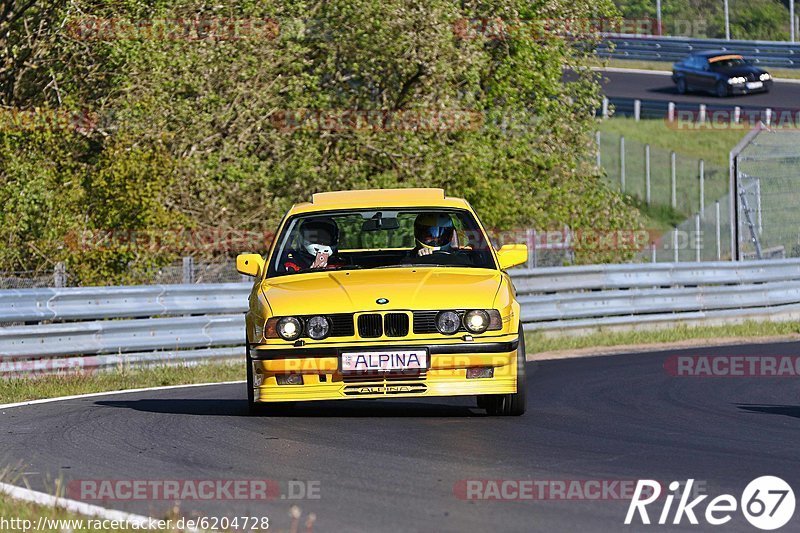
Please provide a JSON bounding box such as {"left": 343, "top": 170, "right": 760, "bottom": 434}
{"left": 276, "top": 374, "right": 304, "bottom": 385}
{"left": 466, "top": 367, "right": 494, "bottom": 379}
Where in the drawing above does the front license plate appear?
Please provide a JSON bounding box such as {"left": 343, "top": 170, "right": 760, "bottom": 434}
{"left": 746, "top": 81, "right": 763, "bottom": 89}
{"left": 341, "top": 349, "right": 428, "bottom": 373}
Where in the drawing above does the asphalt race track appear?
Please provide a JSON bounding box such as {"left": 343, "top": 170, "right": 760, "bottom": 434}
{"left": 4, "top": 341, "right": 800, "bottom": 532}
{"left": 599, "top": 69, "right": 800, "bottom": 109}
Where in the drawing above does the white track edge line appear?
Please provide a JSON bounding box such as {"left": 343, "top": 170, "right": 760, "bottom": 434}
{"left": 0, "top": 481, "right": 192, "bottom": 531}
{"left": 0, "top": 380, "right": 245, "bottom": 411}
{"left": 591, "top": 66, "right": 671, "bottom": 75}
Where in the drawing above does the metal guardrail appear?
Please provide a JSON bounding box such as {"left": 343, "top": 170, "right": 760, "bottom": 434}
{"left": 599, "top": 35, "right": 800, "bottom": 68}
{"left": 4, "top": 258, "right": 800, "bottom": 375}
{"left": 606, "top": 97, "right": 777, "bottom": 121}
{"left": 0, "top": 283, "right": 250, "bottom": 322}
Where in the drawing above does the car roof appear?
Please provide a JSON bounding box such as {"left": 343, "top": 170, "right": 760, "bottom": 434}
{"left": 288, "top": 188, "right": 472, "bottom": 215}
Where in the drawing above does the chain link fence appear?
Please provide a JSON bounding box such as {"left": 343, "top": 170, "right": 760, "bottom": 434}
{"left": 597, "top": 130, "right": 728, "bottom": 218}
{"left": 597, "top": 130, "right": 738, "bottom": 262}
{"left": 735, "top": 129, "right": 800, "bottom": 260}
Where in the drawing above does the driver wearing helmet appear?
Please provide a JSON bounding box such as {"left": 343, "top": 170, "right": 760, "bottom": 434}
{"left": 281, "top": 217, "right": 346, "bottom": 272}
{"left": 412, "top": 213, "right": 457, "bottom": 256}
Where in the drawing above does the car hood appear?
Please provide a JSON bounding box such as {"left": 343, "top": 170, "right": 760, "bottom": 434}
{"left": 260, "top": 267, "right": 503, "bottom": 315}
{"left": 713, "top": 65, "right": 765, "bottom": 76}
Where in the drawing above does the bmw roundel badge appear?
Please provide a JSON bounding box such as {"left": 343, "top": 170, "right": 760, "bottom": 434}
{"left": 376, "top": 298, "right": 389, "bottom": 305}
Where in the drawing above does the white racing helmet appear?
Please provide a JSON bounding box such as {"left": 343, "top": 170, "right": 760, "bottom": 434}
{"left": 299, "top": 218, "right": 339, "bottom": 256}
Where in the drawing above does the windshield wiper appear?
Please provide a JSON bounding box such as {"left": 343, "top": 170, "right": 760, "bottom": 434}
{"left": 305, "top": 264, "right": 363, "bottom": 272}
{"left": 370, "top": 263, "right": 465, "bottom": 269}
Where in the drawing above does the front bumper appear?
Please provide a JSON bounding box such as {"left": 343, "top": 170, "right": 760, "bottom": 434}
{"left": 250, "top": 335, "right": 520, "bottom": 402}
{"left": 728, "top": 79, "right": 772, "bottom": 94}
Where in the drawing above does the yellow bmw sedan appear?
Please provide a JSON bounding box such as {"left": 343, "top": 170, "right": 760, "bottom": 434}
{"left": 236, "top": 188, "right": 529, "bottom": 415}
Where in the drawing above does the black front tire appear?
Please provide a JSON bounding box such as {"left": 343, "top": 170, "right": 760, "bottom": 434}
{"left": 246, "top": 340, "right": 264, "bottom": 415}
{"left": 484, "top": 330, "right": 527, "bottom": 416}
{"left": 715, "top": 81, "right": 728, "bottom": 98}
{"left": 676, "top": 77, "right": 687, "bottom": 94}
{"left": 247, "top": 338, "right": 295, "bottom": 415}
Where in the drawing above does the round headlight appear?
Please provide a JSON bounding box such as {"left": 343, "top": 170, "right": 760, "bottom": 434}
{"left": 464, "top": 309, "right": 490, "bottom": 333}
{"left": 306, "top": 315, "right": 331, "bottom": 340}
{"left": 436, "top": 311, "right": 461, "bottom": 335}
{"left": 277, "top": 317, "right": 302, "bottom": 340}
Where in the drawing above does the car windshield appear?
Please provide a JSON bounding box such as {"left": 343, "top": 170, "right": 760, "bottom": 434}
{"left": 710, "top": 56, "right": 746, "bottom": 68}
{"left": 267, "top": 208, "right": 497, "bottom": 277}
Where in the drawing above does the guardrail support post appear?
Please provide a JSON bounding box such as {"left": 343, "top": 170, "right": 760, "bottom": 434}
{"left": 671, "top": 151, "right": 677, "bottom": 209}
{"left": 651, "top": 242, "right": 657, "bottom": 263}
{"left": 673, "top": 227, "right": 679, "bottom": 262}
{"left": 699, "top": 104, "right": 706, "bottom": 125}
{"left": 620, "top": 136, "right": 626, "bottom": 192}
{"left": 695, "top": 213, "right": 702, "bottom": 262}
{"left": 756, "top": 178, "right": 763, "bottom": 235}
{"left": 699, "top": 159, "right": 705, "bottom": 217}
{"left": 668, "top": 102, "right": 675, "bottom": 122}
{"left": 734, "top": 106, "right": 741, "bottom": 124}
{"left": 526, "top": 229, "right": 537, "bottom": 269}
{"left": 182, "top": 256, "right": 194, "bottom": 284}
{"left": 715, "top": 200, "right": 722, "bottom": 260}
{"left": 602, "top": 97, "right": 609, "bottom": 119}
{"left": 54, "top": 262, "right": 66, "bottom": 288}
{"left": 765, "top": 108, "right": 772, "bottom": 127}
{"left": 645, "top": 144, "right": 651, "bottom": 205}
{"left": 595, "top": 131, "right": 601, "bottom": 168}
{"left": 634, "top": 99, "right": 641, "bottom": 121}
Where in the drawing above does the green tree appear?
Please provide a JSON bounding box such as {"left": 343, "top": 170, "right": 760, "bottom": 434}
{"left": 1, "top": 0, "right": 643, "bottom": 283}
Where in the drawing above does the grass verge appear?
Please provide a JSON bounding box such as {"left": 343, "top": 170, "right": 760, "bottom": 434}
{"left": 0, "top": 493, "right": 135, "bottom": 532}
{"left": 0, "top": 361, "right": 243, "bottom": 405}
{"left": 525, "top": 320, "right": 800, "bottom": 356}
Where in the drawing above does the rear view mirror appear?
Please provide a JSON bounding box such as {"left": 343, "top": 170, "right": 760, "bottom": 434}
{"left": 362, "top": 216, "right": 399, "bottom": 232}
{"left": 496, "top": 244, "right": 528, "bottom": 270}
{"left": 236, "top": 253, "right": 265, "bottom": 277}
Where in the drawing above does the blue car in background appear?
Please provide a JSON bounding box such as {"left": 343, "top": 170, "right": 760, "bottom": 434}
{"left": 672, "top": 51, "right": 772, "bottom": 97}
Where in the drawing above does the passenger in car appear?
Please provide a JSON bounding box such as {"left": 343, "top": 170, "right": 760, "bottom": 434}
{"left": 280, "top": 218, "right": 347, "bottom": 272}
